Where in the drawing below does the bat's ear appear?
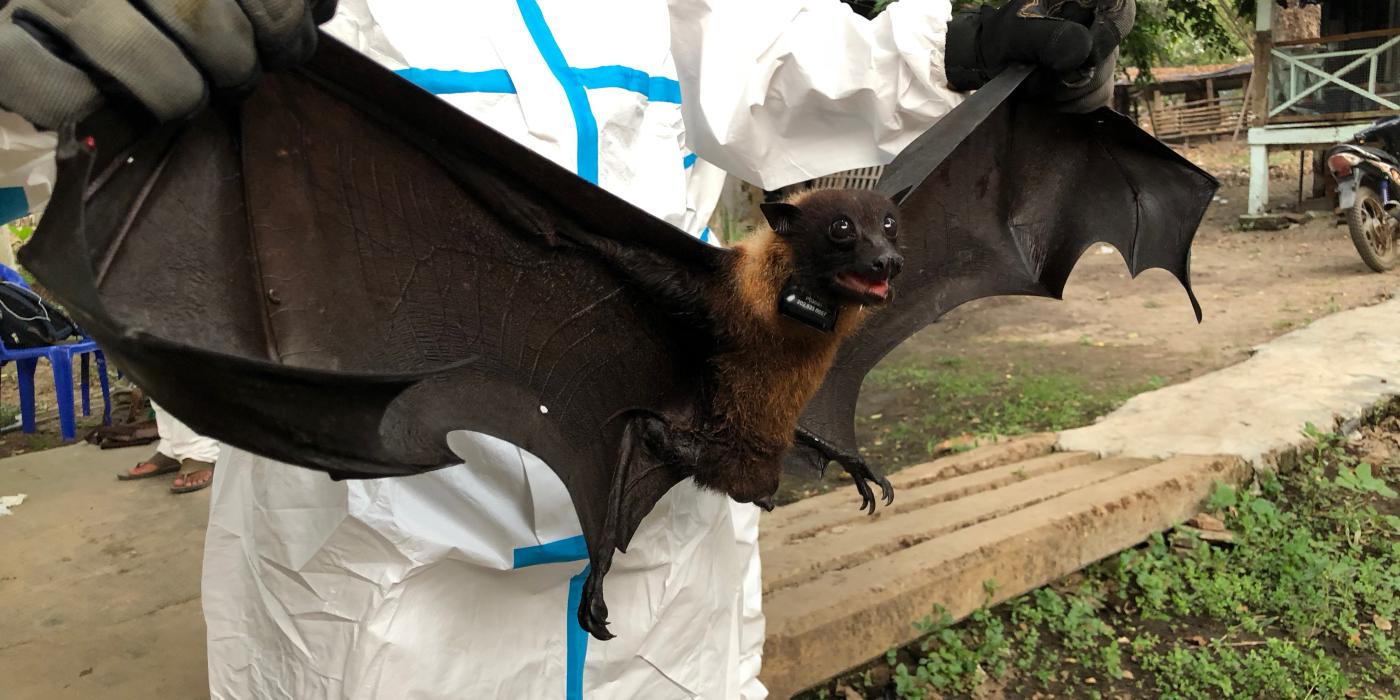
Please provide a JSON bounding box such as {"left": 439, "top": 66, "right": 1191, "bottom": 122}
{"left": 760, "top": 202, "right": 801, "bottom": 236}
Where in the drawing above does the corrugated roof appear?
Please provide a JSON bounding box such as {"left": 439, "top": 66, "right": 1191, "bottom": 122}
{"left": 1116, "top": 61, "right": 1253, "bottom": 87}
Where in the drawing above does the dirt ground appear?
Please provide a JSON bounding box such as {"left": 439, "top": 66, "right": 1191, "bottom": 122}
{"left": 0, "top": 444, "right": 209, "bottom": 700}
{"left": 0, "top": 362, "right": 128, "bottom": 459}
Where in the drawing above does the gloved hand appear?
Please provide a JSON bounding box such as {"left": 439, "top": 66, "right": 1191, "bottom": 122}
{"left": 0, "top": 0, "right": 338, "bottom": 130}
{"left": 945, "top": 0, "right": 1135, "bottom": 113}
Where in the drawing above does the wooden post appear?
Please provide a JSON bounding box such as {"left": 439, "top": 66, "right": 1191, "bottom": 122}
{"left": 1231, "top": 73, "right": 1254, "bottom": 141}
{"left": 1204, "top": 79, "right": 1219, "bottom": 137}
{"left": 1250, "top": 36, "right": 1273, "bottom": 125}
{"left": 1251, "top": 2, "right": 1273, "bottom": 126}
{"left": 1143, "top": 87, "right": 1160, "bottom": 137}
{"left": 1297, "top": 150, "right": 1306, "bottom": 207}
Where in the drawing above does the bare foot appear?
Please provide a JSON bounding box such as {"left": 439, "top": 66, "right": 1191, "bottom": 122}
{"left": 117, "top": 453, "right": 179, "bottom": 481}
{"left": 170, "top": 463, "right": 215, "bottom": 494}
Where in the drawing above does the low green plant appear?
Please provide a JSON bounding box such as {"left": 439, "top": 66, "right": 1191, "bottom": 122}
{"left": 5, "top": 219, "right": 33, "bottom": 243}
{"left": 808, "top": 419, "right": 1400, "bottom": 699}
{"left": 1335, "top": 462, "right": 1398, "bottom": 498}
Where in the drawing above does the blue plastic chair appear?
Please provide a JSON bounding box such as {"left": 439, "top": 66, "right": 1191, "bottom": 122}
{"left": 0, "top": 264, "right": 111, "bottom": 441}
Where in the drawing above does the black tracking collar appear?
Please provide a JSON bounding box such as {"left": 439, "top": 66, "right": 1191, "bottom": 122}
{"left": 777, "top": 280, "right": 839, "bottom": 332}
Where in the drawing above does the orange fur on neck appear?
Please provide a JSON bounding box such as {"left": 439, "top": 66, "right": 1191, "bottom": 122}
{"left": 693, "top": 217, "right": 870, "bottom": 499}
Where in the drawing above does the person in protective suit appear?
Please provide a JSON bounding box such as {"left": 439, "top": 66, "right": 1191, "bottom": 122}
{"left": 0, "top": 0, "right": 1133, "bottom": 696}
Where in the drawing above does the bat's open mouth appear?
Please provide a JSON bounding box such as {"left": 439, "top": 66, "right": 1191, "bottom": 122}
{"left": 834, "top": 272, "right": 891, "bottom": 303}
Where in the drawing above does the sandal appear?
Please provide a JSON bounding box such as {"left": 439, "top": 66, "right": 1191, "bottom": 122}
{"left": 88, "top": 422, "right": 160, "bottom": 449}
{"left": 170, "top": 460, "right": 215, "bottom": 494}
{"left": 87, "top": 423, "right": 133, "bottom": 444}
{"left": 117, "top": 452, "right": 180, "bottom": 481}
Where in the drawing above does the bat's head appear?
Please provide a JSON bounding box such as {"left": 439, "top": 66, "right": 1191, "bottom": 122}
{"left": 761, "top": 189, "right": 903, "bottom": 306}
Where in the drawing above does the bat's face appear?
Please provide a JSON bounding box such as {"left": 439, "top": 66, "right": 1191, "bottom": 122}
{"left": 761, "top": 189, "right": 903, "bottom": 306}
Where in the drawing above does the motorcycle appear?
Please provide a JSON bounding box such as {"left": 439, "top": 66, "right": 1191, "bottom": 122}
{"left": 1325, "top": 115, "right": 1400, "bottom": 272}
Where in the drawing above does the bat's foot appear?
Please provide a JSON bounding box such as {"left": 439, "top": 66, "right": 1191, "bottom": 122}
{"left": 793, "top": 426, "right": 895, "bottom": 515}
{"left": 834, "top": 453, "right": 895, "bottom": 515}
{"left": 578, "top": 565, "right": 615, "bottom": 641}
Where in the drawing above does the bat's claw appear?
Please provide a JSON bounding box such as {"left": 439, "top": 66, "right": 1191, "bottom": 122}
{"left": 579, "top": 567, "right": 615, "bottom": 641}
{"left": 852, "top": 474, "right": 875, "bottom": 514}
{"left": 792, "top": 427, "right": 896, "bottom": 515}
{"left": 837, "top": 454, "right": 894, "bottom": 515}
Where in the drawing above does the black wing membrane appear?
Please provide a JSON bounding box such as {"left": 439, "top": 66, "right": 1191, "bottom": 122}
{"left": 789, "top": 68, "right": 1217, "bottom": 475}
{"left": 20, "top": 36, "right": 732, "bottom": 633}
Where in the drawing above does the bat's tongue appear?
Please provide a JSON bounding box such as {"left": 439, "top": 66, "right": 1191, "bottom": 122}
{"left": 837, "top": 273, "right": 890, "bottom": 300}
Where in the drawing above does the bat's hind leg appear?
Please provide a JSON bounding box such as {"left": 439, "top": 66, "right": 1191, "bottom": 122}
{"left": 579, "top": 550, "right": 615, "bottom": 640}
{"left": 576, "top": 412, "right": 693, "bottom": 640}
{"left": 794, "top": 426, "right": 894, "bottom": 514}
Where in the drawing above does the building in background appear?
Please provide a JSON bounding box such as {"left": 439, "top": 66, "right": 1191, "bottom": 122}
{"left": 1247, "top": 0, "right": 1400, "bottom": 214}
{"left": 1115, "top": 62, "right": 1254, "bottom": 145}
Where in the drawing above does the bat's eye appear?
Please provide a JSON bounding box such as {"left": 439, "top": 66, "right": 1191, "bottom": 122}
{"left": 883, "top": 215, "right": 897, "bottom": 237}
{"left": 829, "top": 217, "right": 855, "bottom": 242}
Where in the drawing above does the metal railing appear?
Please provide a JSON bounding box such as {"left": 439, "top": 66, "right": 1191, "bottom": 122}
{"left": 1268, "top": 28, "right": 1400, "bottom": 122}
{"left": 809, "top": 165, "right": 884, "bottom": 191}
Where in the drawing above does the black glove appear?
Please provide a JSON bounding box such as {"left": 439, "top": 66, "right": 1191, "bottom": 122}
{"left": 0, "top": 0, "right": 339, "bottom": 130}
{"left": 945, "top": 0, "right": 1135, "bottom": 113}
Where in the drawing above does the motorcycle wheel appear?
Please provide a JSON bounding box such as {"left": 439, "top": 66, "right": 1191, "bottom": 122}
{"left": 1348, "top": 184, "right": 1400, "bottom": 272}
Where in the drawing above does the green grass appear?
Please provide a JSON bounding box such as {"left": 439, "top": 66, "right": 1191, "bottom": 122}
{"left": 803, "top": 420, "right": 1400, "bottom": 700}
{"left": 781, "top": 352, "right": 1158, "bottom": 504}
{"left": 856, "top": 356, "right": 1162, "bottom": 469}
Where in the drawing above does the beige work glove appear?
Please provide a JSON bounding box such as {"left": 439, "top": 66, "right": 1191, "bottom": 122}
{"left": 945, "top": 0, "right": 1136, "bottom": 113}
{"left": 0, "top": 0, "right": 338, "bottom": 129}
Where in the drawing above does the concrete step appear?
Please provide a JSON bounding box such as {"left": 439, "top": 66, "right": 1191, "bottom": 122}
{"left": 761, "top": 450, "right": 1096, "bottom": 550}
{"left": 759, "top": 438, "right": 1247, "bottom": 698}
{"left": 763, "top": 454, "right": 1138, "bottom": 594}
{"left": 763, "top": 433, "right": 1059, "bottom": 545}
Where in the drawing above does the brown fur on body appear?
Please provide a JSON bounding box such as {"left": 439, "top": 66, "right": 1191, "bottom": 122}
{"left": 690, "top": 191, "right": 877, "bottom": 501}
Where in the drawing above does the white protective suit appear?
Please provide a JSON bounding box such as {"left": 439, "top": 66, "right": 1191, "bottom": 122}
{"left": 0, "top": 111, "right": 53, "bottom": 225}
{"left": 150, "top": 402, "right": 222, "bottom": 464}
{"left": 0, "top": 0, "right": 966, "bottom": 697}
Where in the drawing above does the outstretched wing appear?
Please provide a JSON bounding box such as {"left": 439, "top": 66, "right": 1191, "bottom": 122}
{"left": 21, "top": 36, "right": 730, "bottom": 558}
{"left": 789, "top": 67, "right": 1216, "bottom": 474}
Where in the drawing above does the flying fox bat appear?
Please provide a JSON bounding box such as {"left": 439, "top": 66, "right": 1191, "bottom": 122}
{"left": 19, "top": 38, "right": 1215, "bottom": 640}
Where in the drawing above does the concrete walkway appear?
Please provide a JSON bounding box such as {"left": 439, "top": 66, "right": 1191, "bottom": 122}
{"left": 0, "top": 443, "right": 209, "bottom": 700}
{"left": 1060, "top": 296, "right": 1400, "bottom": 466}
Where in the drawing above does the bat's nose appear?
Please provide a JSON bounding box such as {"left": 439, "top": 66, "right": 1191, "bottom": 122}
{"left": 871, "top": 253, "right": 903, "bottom": 279}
